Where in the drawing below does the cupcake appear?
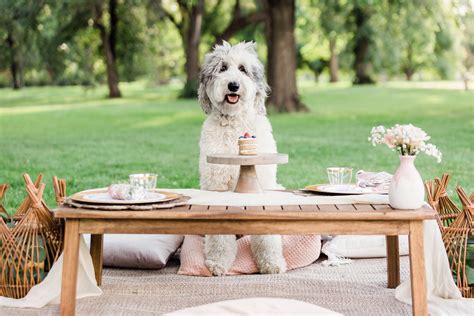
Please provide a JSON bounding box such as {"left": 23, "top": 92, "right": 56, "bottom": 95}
{"left": 238, "top": 132, "right": 257, "bottom": 155}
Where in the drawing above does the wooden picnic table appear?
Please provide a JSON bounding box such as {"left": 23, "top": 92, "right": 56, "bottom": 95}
{"left": 54, "top": 202, "right": 436, "bottom": 316}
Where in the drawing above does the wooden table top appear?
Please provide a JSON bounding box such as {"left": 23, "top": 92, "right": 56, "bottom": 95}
{"left": 54, "top": 203, "right": 436, "bottom": 221}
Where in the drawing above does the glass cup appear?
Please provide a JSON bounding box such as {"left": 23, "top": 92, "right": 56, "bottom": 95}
{"left": 327, "top": 167, "right": 353, "bottom": 186}
{"left": 128, "top": 173, "right": 157, "bottom": 200}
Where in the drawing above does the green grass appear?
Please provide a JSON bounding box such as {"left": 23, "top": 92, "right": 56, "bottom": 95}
{"left": 0, "top": 81, "right": 473, "bottom": 213}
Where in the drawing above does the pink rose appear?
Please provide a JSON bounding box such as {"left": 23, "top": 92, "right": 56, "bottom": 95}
{"left": 383, "top": 134, "right": 395, "bottom": 148}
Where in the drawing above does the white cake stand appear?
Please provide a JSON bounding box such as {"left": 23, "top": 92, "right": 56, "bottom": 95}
{"left": 207, "top": 153, "right": 289, "bottom": 193}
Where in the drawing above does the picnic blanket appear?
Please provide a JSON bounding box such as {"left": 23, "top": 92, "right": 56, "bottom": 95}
{"left": 1, "top": 189, "right": 472, "bottom": 315}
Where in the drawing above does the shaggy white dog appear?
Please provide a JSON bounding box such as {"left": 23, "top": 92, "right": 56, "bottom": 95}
{"left": 198, "top": 41, "right": 287, "bottom": 276}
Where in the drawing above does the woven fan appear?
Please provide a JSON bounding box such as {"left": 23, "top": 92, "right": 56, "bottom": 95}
{"left": 52, "top": 176, "right": 67, "bottom": 206}
{"left": 0, "top": 184, "right": 9, "bottom": 221}
{"left": 442, "top": 186, "right": 474, "bottom": 298}
{"left": 13, "top": 174, "right": 45, "bottom": 222}
{"left": 52, "top": 176, "right": 66, "bottom": 250}
{"left": 0, "top": 174, "right": 63, "bottom": 299}
{"left": 0, "top": 185, "right": 12, "bottom": 297}
{"left": 425, "top": 174, "right": 461, "bottom": 230}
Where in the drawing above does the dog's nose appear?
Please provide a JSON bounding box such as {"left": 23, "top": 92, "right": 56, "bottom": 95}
{"left": 228, "top": 81, "right": 240, "bottom": 92}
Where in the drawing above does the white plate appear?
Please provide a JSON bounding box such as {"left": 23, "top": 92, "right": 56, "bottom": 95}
{"left": 71, "top": 188, "right": 181, "bottom": 204}
{"left": 304, "top": 184, "right": 388, "bottom": 195}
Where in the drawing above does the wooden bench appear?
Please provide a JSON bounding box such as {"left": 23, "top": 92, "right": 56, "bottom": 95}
{"left": 54, "top": 203, "right": 436, "bottom": 316}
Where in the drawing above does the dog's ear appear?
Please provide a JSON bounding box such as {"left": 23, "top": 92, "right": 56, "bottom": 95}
{"left": 199, "top": 48, "right": 221, "bottom": 114}
{"left": 255, "top": 80, "right": 270, "bottom": 115}
{"left": 251, "top": 49, "right": 270, "bottom": 115}
{"left": 198, "top": 79, "right": 212, "bottom": 114}
{"left": 242, "top": 41, "right": 258, "bottom": 55}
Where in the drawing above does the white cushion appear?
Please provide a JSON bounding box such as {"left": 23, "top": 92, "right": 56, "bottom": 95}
{"left": 85, "top": 234, "right": 183, "bottom": 269}
{"left": 165, "top": 298, "right": 342, "bottom": 315}
{"left": 322, "top": 235, "right": 409, "bottom": 258}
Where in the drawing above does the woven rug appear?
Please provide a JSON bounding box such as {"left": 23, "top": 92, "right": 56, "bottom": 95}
{"left": 0, "top": 257, "right": 411, "bottom": 315}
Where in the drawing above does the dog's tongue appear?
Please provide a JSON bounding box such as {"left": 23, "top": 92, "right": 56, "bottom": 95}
{"left": 227, "top": 95, "right": 239, "bottom": 103}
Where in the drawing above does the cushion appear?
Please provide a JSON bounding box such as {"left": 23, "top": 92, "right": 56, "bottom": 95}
{"left": 178, "top": 235, "right": 321, "bottom": 276}
{"left": 165, "top": 297, "right": 342, "bottom": 315}
{"left": 85, "top": 234, "right": 183, "bottom": 269}
{"left": 322, "top": 235, "right": 409, "bottom": 258}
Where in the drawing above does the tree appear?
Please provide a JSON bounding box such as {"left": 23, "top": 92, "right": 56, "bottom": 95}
{"left": 209, "top": 0, "right": 267, "bottom": 46}
{"left": 0, "top": 0, "right": 45, "bottom": 89}
{"left": 350, "top": 2, "right": 375, "bottom": 84}
{"left": 46, "top": 0, "right": 124, "bottom": 96}
{"left": 265, "top": 0, "right": 307, "bottom": 112}
{"left": 399, "top": 5, "right": 437, "bottom": 80}
{"left": 317, "top": 0, "right": 348, "bottom": 83}
{"left": 92, "top": 0, "right": 121, "bottom": 98}
{"left": 457, "top": 0, "right": 474, "bottom": 90}
{"left": 160, "top": 0, "right": 204, "bottom": 98}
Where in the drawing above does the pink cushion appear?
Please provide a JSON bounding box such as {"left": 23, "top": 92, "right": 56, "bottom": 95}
{"left": 178, "top": 235, "right": 321, "bottom": 276}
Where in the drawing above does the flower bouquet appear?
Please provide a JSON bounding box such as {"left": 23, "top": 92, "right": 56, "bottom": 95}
{"left": 369, "top": 124, "right": 442, "bottom": 209}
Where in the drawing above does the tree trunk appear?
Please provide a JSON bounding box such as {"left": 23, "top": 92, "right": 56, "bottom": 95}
{"left": 329, "top": 37, "right": 338, "bottom": 83}
{"left": 313, "top": 70, "right": 320, "bottom": 83}
{"left": 404, "top": 45, "right": 414, "bottom": 81}
{"left": 6, "top": 32, "right": 22, "bottom": 90}
{"left": 181, "top": 0, "right": 203, "bottom": 98}
{"left": 109, "top": 0, "right": 118, "bottom": 59}
{"left": 94, "top": 1, "right": 121, "bottom": 98}
{"left": 266, "top": 0, "right": 307, "bottom": 112}
{"left": 352, "top": 5, "right": 374, "bottom": 85}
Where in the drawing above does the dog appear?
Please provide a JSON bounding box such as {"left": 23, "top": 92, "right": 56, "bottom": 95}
{"left": 198, "top": 41, "right": 287, "bottom": 276}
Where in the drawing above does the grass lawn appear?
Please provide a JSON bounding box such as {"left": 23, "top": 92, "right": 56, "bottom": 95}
{"left": 0, "top": 81, "right": 473, "bottom": 213}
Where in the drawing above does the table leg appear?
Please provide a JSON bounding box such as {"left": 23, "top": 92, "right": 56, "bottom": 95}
{"left": 90, "top": 234, "right": 104, "bottom": 286}
{"left": 386, "top": 235, "right": 400, "bottom": 288}
{"left": 409, "top": 221, "right": 428, "bottom": 316}
{"left": 60, "top": 219, "right": 81, "bottom": 316}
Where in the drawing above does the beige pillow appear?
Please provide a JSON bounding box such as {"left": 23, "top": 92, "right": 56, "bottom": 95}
{"left": 322, "top": 235, "right": 409, "bottom": 258}
{"left": 86, "top": 234, "right": 183, "bottom": 269}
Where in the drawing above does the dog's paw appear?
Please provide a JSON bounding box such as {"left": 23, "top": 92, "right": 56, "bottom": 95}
{"left": 258, "top": 259, "right": 287, "bottom": 274}
{"left": 205, "top": 259, "right": 228, "bottom": 276}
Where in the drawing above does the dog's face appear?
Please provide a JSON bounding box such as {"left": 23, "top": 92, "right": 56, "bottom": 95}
{"left": 198, "top": 41, "right": 269, "bottom": 116}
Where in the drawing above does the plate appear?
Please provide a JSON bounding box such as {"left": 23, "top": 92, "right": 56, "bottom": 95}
{"left": 71, "top": 188, "right": 181, "bottom": 204}
{"left": 304, "top": 184, "right": 388, "bottom": 195}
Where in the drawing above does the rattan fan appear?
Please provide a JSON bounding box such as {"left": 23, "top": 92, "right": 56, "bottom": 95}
{"left": 425, "top": 174, "right": 461, "bottom": 230}
{"left": 0, "top": 174, "right": 63, "bottom": 299}
{"left": 52, "top": 176, "right": 67, "bottom": 206}
{"left": 0, "top": 184, "right": 8, "bottom": 219}
{"left": 442, "top": 186, "right": 474, "bottom": 298}
{"left": 52, "top": 176, "right": 66, "bottom": 251}
{"left": 13, "top": 174, "right": 44, "bottom": 222}
{"left": 0, "top": 185, "right": 12, "bottom": 298}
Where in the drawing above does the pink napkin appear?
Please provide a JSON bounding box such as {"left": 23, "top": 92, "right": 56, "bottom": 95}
{"left": 356, "top": 170, "right": 392, "bottom": 193}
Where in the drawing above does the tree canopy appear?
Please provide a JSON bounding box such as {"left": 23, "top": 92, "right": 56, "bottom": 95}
{"left": 0, "top": 0, "right": 471, "bottom": 111}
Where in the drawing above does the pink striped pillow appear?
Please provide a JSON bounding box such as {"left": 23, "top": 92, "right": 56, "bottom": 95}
{"left": 178, "top": 235, "right": 321, "bottom": 276}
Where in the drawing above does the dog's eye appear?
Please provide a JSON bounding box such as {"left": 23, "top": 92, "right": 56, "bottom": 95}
{"left": 220, "top": 64, "right": 228, "bottom": 72}
{"left": 239, "top": 65, "right": 247, "bottom": 74}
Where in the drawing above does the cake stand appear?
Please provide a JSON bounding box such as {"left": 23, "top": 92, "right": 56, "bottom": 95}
{"left": 207, "top": 153, "right": 289, "bottom": 193}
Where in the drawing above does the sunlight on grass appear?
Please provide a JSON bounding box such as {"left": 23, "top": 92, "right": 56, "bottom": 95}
{"left": 0, "top": 102, "right": 103, "bottom": 115}
{"left": 132, "top": 111, "right": 202, "bottom": 128}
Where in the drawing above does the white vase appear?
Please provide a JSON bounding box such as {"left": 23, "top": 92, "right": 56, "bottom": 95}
{"left": 389, "top": 155, "right": 425, "bottom": 209}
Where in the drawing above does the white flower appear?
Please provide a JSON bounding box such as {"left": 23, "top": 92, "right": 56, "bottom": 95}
{"left": 368, "top": 124, "right": 441, "bottom": 162}
{"left": 420, "top": 143, "right": 442, "bottom": 163}
{"left": 368, "top": 126, "right": 386, "bottom": 146}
